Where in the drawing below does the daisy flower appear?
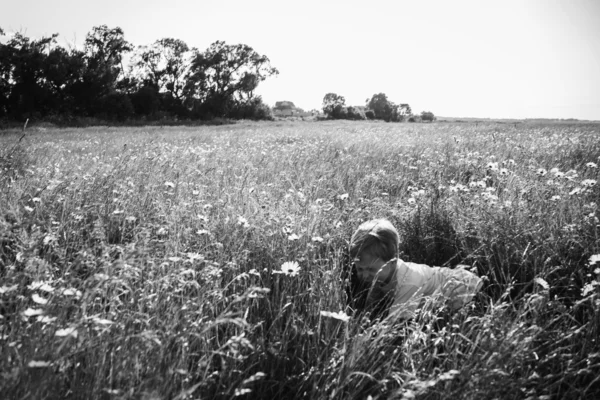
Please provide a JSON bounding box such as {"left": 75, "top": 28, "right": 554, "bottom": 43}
{"left": 320, "top": 310, "right": 350, "bottom": 322}
{"left": 276, "top": 261, "right": 301, "bottom": 277}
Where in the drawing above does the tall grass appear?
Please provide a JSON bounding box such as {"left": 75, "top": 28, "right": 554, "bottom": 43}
{"left": 1, "top": 120, "right": 599, "bottom": 399}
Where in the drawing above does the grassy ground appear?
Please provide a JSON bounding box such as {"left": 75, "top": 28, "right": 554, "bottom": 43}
{"left": 1, "top": 120, "right": 599, "bottom": 399}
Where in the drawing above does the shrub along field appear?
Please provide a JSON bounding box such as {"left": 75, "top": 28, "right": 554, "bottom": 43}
{"left": 1, "top": 120, "right": 599, "bottom": 399}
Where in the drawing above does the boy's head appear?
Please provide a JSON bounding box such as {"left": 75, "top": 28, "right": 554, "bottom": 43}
{"left": 350, "top": 219, "right": 399, "bottom": 263}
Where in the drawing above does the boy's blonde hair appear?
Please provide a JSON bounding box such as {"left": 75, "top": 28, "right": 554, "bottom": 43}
{"left": 350, "top": 219, "right": 399, "bottom": 262}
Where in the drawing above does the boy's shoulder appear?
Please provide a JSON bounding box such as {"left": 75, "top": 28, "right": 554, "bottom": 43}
{"left": 395, "top": 260, "right": 436, "bottom": 287}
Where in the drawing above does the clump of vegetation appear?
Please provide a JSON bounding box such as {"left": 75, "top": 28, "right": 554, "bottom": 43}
{"left": 0, "top": 121, "right": 599, "bottom": 399}
{"left": 421, "top": 111, "right": 435, "bottom": 122}
{"left": 322, "top": 92, "right": 418, "bottom": 123}
{"left": 0, "top": 28, "right": 277, "bottom": 124}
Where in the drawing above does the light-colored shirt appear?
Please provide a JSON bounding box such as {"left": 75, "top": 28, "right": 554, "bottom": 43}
{"left": 382, "top": 260, "right": 483, "bottom": 320}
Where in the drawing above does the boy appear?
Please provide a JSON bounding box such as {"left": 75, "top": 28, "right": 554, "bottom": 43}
{"left": 348, "top": 219, "right": 483, "bottom": 321}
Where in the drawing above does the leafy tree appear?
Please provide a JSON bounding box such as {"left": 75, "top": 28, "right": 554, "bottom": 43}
{"left": 0, "top": 28, "right": 278, "bottom": 122}
{"left": 76, "top": 25, "right": 133, "bottom": 115}
{"left": 399, "top": 103, "right": 411, "bottom": 116}
{"left": 97, "top": 91, "right": 134, "bottom": 121}
{"left": 130, "top": 85, "right": 161, "bottom": 116}
{"left": 228, "top": 96, "right": 273, "bottom": 120}
{"left": 84, "top": 25, "right": 132, "bottom": 74}
{"left": 322, "top": 93, "right": 346, "bottom": 118}
{"left": 273, "top": 101, "right": 296, "bottom": 111}
{"left": 0, "top": 27, "right": 10, "bottom": 116}
{"left": 366, "top": 93, "right": 411, "bottom": 122}
{"left": 185, "top": 41, "right": 278, "bottom": 118}
{"left": 366, "top": 93, "right": 394, "bottom": 121}
{"left": 133, "top": 38, "right": 193, "bottom": 101}
{"left": 0, "top": 31, "right": 58, "bottom": 118}
{"left": 346, "top": 106, "right": 367, "bottom": 120}
{"left": 421, "top": 111, "right": 435, "bottom": 122}
{"left": 42, "top": 46, "right": 86, "bottom": 114}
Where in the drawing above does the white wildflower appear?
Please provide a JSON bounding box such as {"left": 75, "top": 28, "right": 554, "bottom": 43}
{"left": 237, "top": 216, "right": 250, "bottom": 228}
{"left": 320, "top": 310, "right": 350, "bottom": 322}
{"left": 486, "top": 162, "right": 499, "bottom": 171}
{"left": 31, "top": 294, "right": 48, "bottom": 305}
{"left": 276, "top": 261, "right": 301, "bottom": 277}
{"left": 28, "top": 360, "right": 52, "bottom": 368}
{"left": 582, "top": 283, "right": 596, "bottom": 297}
{"left": 37, "top": 315, "right": 57, "bottom": 324}
{"left": 61, "top": 288, "right": 82, "bottom": 298}
{"left": 55, "top": 327, "right": 78, "bottom": 338}
{"left": 0, "top": 284, "right": 18, "bottom": 294}
{"left": 581, "top": 179, "right": 597, "bottom": 188}
{"left": 22, "top": 308, "right": 44, "bottom": 317}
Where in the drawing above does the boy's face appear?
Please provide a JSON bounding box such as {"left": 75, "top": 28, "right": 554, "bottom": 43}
{"left": 353, "top": 251, "right": 383, "bottom": 282}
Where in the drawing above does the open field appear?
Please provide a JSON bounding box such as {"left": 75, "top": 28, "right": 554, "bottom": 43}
{"left": 1, "top": 120, "right": 599, "bottom": 399}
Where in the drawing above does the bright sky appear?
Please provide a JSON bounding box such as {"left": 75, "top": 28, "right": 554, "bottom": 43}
{"left": 2, "top": 0, "right": 600, "bottom": 120}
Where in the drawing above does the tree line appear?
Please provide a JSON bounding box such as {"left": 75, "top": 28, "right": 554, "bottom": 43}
{"left": 322, "top": 92, "right": 435, "bottom": 122}
{"left": 0, "top": 26, "right": 278, "bottom": 123}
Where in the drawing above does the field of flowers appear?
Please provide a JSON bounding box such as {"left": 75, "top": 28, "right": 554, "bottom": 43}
{"left": 1, "top": 120, "right": 599, "bottom": 399}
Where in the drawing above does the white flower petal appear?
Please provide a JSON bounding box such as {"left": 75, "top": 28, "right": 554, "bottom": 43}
{"left": 31, "top": 293, "right": 48, "bottom": 305}
{"left": 22, "top": 308, "right": 44, "bottom": 317}
{"left": 55, "top": 327, "right": 78, "bottom": 338}
{"left": 28, "top": 360, "right": 52, "bottom": 368}
{"left": 320, "top": 310, "right": 350, "bottom": 322}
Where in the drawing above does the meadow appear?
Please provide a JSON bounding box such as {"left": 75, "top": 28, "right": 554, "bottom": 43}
{"left": 1, "top": 120, "right": 599, "bottom": 399}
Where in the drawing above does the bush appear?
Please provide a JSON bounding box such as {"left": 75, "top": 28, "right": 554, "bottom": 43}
{"left": 332, "top": 105, "right": 349, "bottom": 119}
{"left": 229, "top": 97, "right": 273, "bottom": 120}
{"left": 421, "top": 111, "right": 435, "bottom": 122}
{"left": 130, "top": 86, "right": 161, "bottom": 117}
{"left": 346, "top": 106, "right": 367, "bottom": 120}
{"left": 322, "top": 93, "right": 346, "bottom": 118}
{"left": 366, "top": 93, "right": 394, "bottom": 121}
{"left": 98, "top": 92, "right": 134, "bottom": 122}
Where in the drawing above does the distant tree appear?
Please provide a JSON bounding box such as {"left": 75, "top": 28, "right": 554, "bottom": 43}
{"left": 399, "top": 103, "right": 412, "bottom": 118}
{"left": 133, "top": 38, "right": 192, "bottom": 101}
{"left": 421, "top": 111, "right": 435, "bottom": 122}
{"left": 185, "top": 41, "right": 278, "bottom": 118}
{"left": 76, "top": 25, "right": 133, "bottom": 115}
{"left": 97, "top": 91, "right": 134, "bottom": 121}
{"left": 346, "top": 106, "right": 367, "bottom": 120}
{"left": 0, "top": 31, "right": 58, "bottom": 118}
{"left": 84, "top": 25, "right": 132, "bottom": 74}
{"left": 43, "top": 46, "right": 87, "bottom": 114}
{"left": 228, "top": 96, "right": 273, "bottom": 120}
{"left": 273, "top": 101, "right": 296, "bottom": 111}
{"left": 0, "top": 27, "right": 7, "bottom": 116}
{"left": 366, "top": 93, "right": 394, "bottom": 121}
{"left": 322, "top": 93, "right": 346, "bottom": 118}
{"left": 366, "top": 93, "right": 411, "bottom": 122}
{"left": 130, "top": 85, "right": 161, "bottom": 117}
